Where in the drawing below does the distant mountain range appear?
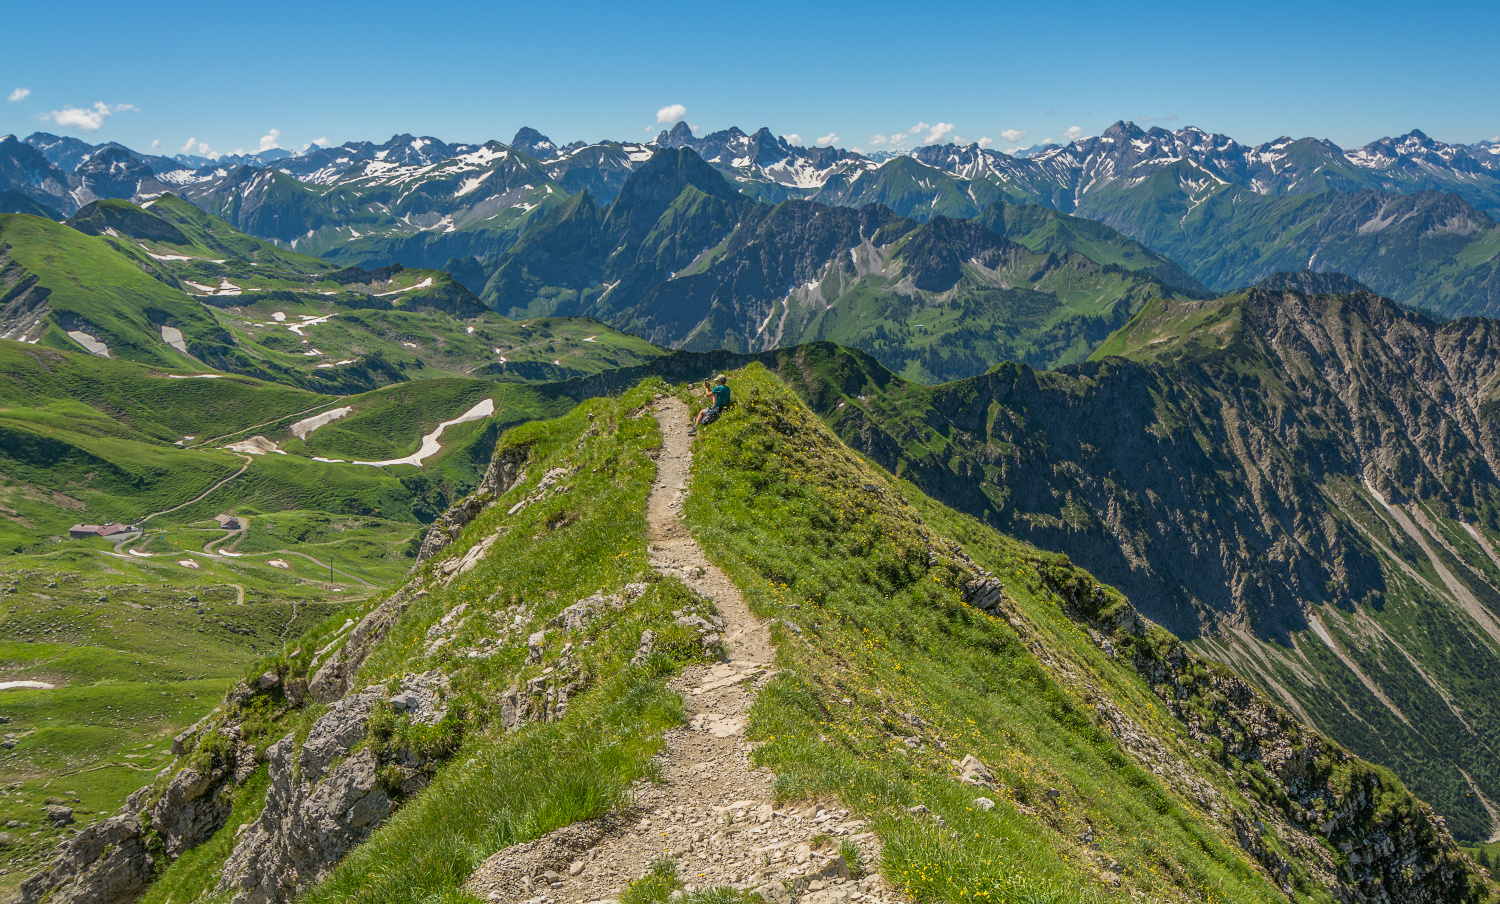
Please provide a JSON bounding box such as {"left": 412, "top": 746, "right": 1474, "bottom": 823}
{"left": 2, "top": 120, "right": 1499, "bottom": 322}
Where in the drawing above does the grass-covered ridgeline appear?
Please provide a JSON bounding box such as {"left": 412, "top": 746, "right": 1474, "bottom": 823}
{"left": 681, "top": 364, "right": 1492, "bottom": 904}
{"left": 136, "top": 379, "right": 722, "bottom": 904}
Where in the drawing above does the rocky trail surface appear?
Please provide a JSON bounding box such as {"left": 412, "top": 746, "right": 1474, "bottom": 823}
{"left": 466, "top": 397, "right": 904, "bottom": 904}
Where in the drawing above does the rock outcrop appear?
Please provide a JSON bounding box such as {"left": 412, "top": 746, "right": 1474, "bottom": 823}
{"left": 13, "top": 814, "right": 153, "bottom": 904}
{"left": 414, "top": 443, "right": 529, "bottom": 564}
{"left": 219, "top": 673, "right": 451, "bottom": 904}
{"left": 308, "top": 589, "right": 410, "bottom": 704}
{"left": 150, "top": 726, "right": 259, "bottom": 858}
{"left": 13, "top": 722, "right": 262, "bottom": 904}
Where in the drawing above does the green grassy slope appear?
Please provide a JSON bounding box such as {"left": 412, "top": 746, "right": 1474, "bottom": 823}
{"left": 0, "top": 214, "right": 227, "bottom": 366}
{"left": 742, "top": 295, "right": 1500, "bottom": 843}
{"left": 76, "top": 366, "right": 1493, "bottom": 904}
{"left": 681, "top": 365, "right": 1492, "bottom": 903}
{"left": 6, "top": 201, "right": 664, "bottom": 393}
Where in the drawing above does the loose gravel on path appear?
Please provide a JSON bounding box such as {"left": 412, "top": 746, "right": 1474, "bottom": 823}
{"left": 465, "top": 397, "right": 904, "bottom": 904}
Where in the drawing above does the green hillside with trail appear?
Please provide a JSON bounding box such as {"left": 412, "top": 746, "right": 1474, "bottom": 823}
{"left": 10, "top": 363, "right": 1493, "bottom": 904}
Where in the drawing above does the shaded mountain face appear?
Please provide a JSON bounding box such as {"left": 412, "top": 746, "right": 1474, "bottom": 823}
{"left": 773, "top": 288, "right": 1500, "bottom": 840}
{"left": 1075, "top": 179, "right": 1500, "bottom": 319}
{"left": 0, "top": 136, "right": 72, "bottom": 215}
{"left": 1254, "top": 269, "right": 1376, "bottom": 295}
{"left": 479, "top": 155, "right": 1201, "bottom": 382}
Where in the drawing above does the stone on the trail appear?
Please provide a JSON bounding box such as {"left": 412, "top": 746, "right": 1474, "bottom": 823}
{"left": 958, "top": 753, "right": 996, "bottom": 788}
{"left": 753, "top": 884, "right": 794, "bottom": 904}
{"left": 813, "top": 855, "right": 853, "bottom": 881}
{"left": 907, "top": 804, "right": 929, "bottom": 815}
{"left": 974, "top": 796, "right": 996, "bottom": 811}
{"left": 756, "top": 803, "right": 774, "bottom": 823}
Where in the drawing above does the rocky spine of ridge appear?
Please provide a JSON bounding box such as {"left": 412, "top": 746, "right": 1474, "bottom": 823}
{"left": 1026, "top": 552, "right": 1491, "bottom": 904}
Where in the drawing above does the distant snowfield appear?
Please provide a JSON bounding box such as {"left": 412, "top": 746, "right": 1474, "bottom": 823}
{"left": 67, "top": 329, "right": 110, "bottom": 357}
{"left": 375, "top": 276, "right": 433, "bottom": 297}
{"left": 0, "top": 681, "right": 56, "bottom": 691}
{"left": 291, "top": 406, "right": 353, "bottom": 439}
{"left": 314, "top": 398, "right": 494, "bottom": 469}
{"left": 160, "top": 325, "right": 189, "bottom": 353}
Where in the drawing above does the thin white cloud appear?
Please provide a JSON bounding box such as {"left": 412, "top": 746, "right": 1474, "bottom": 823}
{"left": 815, "top": 132, "right": 839, "bottom": 147}
{"left": 8, "top": 87, "right": 30, "bottom": 103}
{"left": 908, "top": 122, "right": 930, "bottom": 135}
{"left": 977, "top": 137, "right": 994, "bottom": 149}
{"left": 151, "top": 139, "right": 160, "bottom": 148}
{"left": 1064, "top": 125, "right": 1086, "bottom": 141}
{"left": 1000, "top": 128, "right": 1026, "bottom": 143}
{"left": 783, "top": 133, "right": 801, "bottom": 145}
{"left": 868, "top": 134, "right": 886, "bottom": 146}
{"left": 656, "top": 103, "right": 687, "bottom": 124}
{"left": 923, "top": 123, "right": 955, "bottom": 144}
{"left": 181, "top": 138, "right": 216, "bottom": 158}
{"left": 688, "top": 122, "right": 700, "bottom": 134}
{"left": 258, "top": 129, "right": 282, "bottom": 151}
{"left": 42, "top": 101, "right": 135, "bottom": 132}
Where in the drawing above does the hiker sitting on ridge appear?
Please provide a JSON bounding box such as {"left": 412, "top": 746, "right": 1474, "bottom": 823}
{"left": 689, "top": 374, "right": 731, "bottom": 436}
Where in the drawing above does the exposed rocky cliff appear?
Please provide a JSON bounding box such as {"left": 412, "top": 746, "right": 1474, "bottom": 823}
{"left": 1029, "top": 551, "right": 1489, "bottom": 904}
{"left": 791, "top": 288, "right": 1500, "bottom": 840}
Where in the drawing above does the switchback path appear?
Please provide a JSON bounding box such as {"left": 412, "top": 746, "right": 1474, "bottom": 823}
{"left": 138, "top": 453, "right": 253, "bottom": 526}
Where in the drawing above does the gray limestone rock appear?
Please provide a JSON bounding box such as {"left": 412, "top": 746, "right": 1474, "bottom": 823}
{"left": 14, "top": 814, "right": 152, "bottom": 904}
{"left": 309, "top": 590, "right": 410, "bottom": 704}
{"left": 218, "top": 690, "right": 394, "bottom": 904}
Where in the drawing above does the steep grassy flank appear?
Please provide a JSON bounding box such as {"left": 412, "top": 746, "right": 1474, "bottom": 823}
{"left": 134, "top": 381, "right": 719, "bottom": 904}
{"left": 0, "top": 553, "right": 351, "bottom": 894}
{"left": 0, "top": 342, "right": 327, "bottom": 442}
{"left": 975, "top": 201, "right": 1208, "bottom": 295}
{"left": 749, "top": 295, "right": 1500, "bottom": 842}
{"left": 682, "top": 365, "right": 1492, "bottom": 904}
{"left": 0, "top": 215, "right": 226, "bottom": 366}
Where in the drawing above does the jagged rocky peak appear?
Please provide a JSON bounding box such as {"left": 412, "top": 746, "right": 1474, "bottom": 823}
{"left": 609, "top": 146, "right": 744, "bottom": 212}
{"left": 510, "top": 127, "right": 559, "bottom": 158}
{"left": 656, "top": 120, "right": 695, "bottom": 146}
{"left": 1253, "top": 270, "right": 1376, "bottom": 296}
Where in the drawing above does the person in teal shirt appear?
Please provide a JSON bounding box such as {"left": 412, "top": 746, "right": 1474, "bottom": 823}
{"left": 689, "top": 374, "right": 731, "bottom": 435}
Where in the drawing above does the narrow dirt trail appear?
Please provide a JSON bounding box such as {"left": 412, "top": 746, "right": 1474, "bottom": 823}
{"left": 467, "top": 398, "right": 901, "bottom": 904}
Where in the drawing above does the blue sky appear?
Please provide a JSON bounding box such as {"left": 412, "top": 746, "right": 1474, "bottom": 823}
{"left": 3, "top": 0, "right": 1496, "bottom": 158}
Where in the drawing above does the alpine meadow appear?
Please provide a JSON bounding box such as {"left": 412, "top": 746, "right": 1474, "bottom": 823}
{"left": 4, "top": 9, "right": 1500, "bottom": 902}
